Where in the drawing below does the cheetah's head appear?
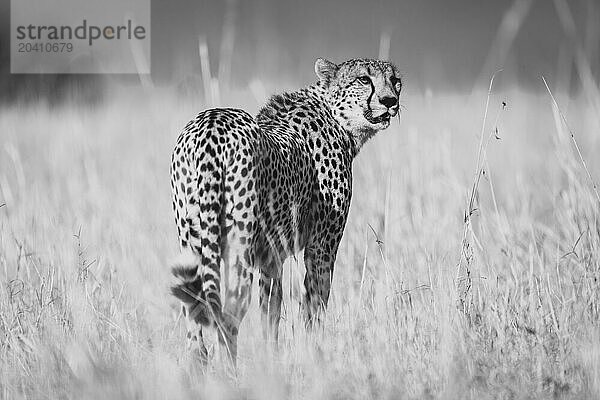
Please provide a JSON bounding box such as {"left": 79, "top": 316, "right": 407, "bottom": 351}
{"left": 315, "top": 58, "right": 402, "bottom": 147}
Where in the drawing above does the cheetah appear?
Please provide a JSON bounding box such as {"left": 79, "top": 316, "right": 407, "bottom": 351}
{"left": 170, "top": 58, "right": 402, "bottom": 362}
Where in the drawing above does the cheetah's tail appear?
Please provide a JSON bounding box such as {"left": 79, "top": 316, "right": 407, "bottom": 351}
{"left": 170, "top": 141, "right": 225, "bottom": 328}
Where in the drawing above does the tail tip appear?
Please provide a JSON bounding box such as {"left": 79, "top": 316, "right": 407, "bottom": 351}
{"left": 170, "top": 250, "right": 214, "bottom": 326}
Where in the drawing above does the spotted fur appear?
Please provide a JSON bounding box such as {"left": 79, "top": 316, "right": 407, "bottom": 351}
{"left": 170, "top": 58, "right": 402, "bottom": 362}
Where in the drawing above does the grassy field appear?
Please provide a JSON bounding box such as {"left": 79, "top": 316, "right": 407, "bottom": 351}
{"left": 1, "top": 78, "right": 599, "bottom": 399}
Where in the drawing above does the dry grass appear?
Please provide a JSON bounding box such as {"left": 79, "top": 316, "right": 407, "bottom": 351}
{"left": 1, "top": 79, "right": 599, "bottom": 399}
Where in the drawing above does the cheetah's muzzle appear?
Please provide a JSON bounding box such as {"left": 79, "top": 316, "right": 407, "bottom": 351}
{"left": 364, "top": 110, "right": 391, "bottom": 124}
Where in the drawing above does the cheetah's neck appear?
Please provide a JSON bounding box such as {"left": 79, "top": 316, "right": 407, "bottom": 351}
{"left": 306, "top": 82, "right": 374, "bottom": 156}
{"left": 257, "top": 84, "right": 358, "bottom": 159}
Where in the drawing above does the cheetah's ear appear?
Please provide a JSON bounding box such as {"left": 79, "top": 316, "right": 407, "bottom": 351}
{"left": 315, "top": 58, "right": 339, "bottom": 86}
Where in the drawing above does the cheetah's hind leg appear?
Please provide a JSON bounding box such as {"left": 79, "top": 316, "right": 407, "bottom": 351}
{"left": 217, "top": 227, "right": 257, "bottom": 366}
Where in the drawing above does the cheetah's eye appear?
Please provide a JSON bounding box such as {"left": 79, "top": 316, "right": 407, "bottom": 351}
{"left": 356, "top": 76, "right": 371, "bottom": 85}
{"left": 391, "top": 76, "right": 402, "bottom": 92}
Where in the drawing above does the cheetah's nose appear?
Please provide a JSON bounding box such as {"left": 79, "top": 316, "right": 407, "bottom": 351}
{"left": 379, "top": 96, "right": 398, "bottom": 109}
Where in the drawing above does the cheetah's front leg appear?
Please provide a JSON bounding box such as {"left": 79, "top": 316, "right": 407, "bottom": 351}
{"left": 302, "top": 236, "right": 341, "bottom": 327}
{"left": 259, "top": 271, "right": 283, "bottom": 343}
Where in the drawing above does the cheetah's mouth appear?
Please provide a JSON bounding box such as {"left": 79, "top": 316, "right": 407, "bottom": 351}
{"left": 364, "top": 110, "right": 391, "bottom": 125}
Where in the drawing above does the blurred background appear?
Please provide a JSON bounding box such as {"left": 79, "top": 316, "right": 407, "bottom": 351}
{"left": 0, "top": 0, "right": 599, "bottom": 102}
